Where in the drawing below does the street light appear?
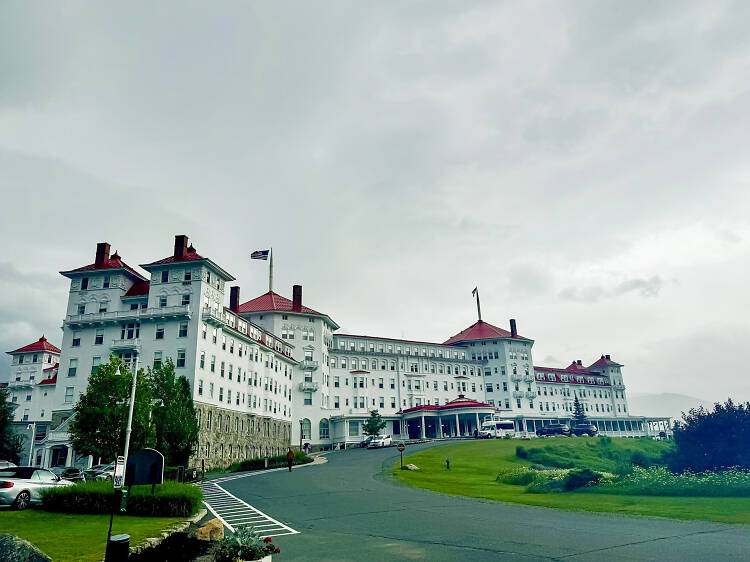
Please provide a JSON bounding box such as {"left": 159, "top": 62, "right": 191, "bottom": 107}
{"left": 26, "top": 422, "right": 35, "bottom": 466}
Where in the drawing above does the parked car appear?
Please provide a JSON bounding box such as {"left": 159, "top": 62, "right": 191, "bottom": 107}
{"left": 571, "top": 424, "right": 598, "bottom": 437}
{"left": 367, "top": 435, "right": 392, "bottom": 448}
{"left": 60, "top": 468, "right": 86, "bottom": 482}
{"left": 50, "top": 467, "right": 67, "bottom": 477}
{"left": 359, "top": 436, "right": 375, "bottom": 448}
{"left": 85, "top": 463, "right": 115, "bottom": 480}
{"left": 0, "top": 461, "right": 17, "bottom": 470}
{"left": 0, "top": 467, "right": 74, "bottom": 510}
{"left": 536, "top": 423, "right": 571, "bottom": 437}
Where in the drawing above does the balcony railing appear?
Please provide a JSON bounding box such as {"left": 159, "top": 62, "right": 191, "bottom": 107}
{"left": 298, "top": 381, "right": 320, "bottom": 392}
{"left": 111, "top": 338, "right": 142, "bottom": 351}
{"left": 65, "top": 305, "right": 191, "bottom": 325}
{"left": 523, "top": 374, "right": 535, "bottom": 382}
{"left": 525, "top": 391, "right": 536, "bottom": 399}
{"left": 299, "top": 359, "right": 319, "bottom": 371}
{"left": 201, "top": 306, "right": 224, "bottom": 325}
{"left": 7, "top": 380, "right": 33, "bottom": 388}
{"left": 512, "top": 390, "right": 525, "bottom": 399}
{"left": 510, "top": 373, "right": 522, "bottom": 382}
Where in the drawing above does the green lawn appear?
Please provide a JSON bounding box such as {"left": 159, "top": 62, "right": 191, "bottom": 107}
{"left": 1, "top": 508, "right": 185, "bottom": 562}
{"left": 392, "top": 439, "right": 750, "bottom": 524}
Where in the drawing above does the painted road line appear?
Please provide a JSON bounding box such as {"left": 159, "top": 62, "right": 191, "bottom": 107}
{"left": 199, "top": 481, "right": 299, "bottom": 538}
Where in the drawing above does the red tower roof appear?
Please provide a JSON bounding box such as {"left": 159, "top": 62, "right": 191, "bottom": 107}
{"left": 588, "top": 355, "right": 623, "bottom": 368}
{"left": 443, "top": 320, "right": 528, "bottom": 345}
{"left": 60, "top": 251, "right": 146, "bottom": 281}
{"left": 7, "top": 336, "right": 61, "bottom": 355}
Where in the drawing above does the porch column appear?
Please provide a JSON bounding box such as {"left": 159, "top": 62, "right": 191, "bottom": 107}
{"left": 66, "top": 446, "right": 73, "bottom": 467}
{"left": 438, "top": 417, "right": 443, "bottom": 438}
{"left": 475, "top": 413, "right": 480, "bottom": 434}
{"left": 420, "top": 415, "right": 425, "bottom": 439}
{"left": 455, "top": 414, "right": 460, "bottom": 436}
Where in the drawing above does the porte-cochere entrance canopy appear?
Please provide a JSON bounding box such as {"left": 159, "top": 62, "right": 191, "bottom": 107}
{"left": 400, "top": 395, "right": 495, "bottom": 439}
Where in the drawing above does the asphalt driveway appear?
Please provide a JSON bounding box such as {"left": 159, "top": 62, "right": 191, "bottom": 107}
{"left": 218, "top": 441, "right": 750, "bottom": 561}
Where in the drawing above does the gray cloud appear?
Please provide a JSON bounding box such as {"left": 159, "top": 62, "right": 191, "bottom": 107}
{"left": 560, "top": 276, "right": 665, "bottom": 303}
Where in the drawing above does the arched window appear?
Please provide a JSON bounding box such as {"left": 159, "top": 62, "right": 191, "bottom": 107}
{"left": 301, "top": 418, "right": 311, "bottom": 440}
{"left": 319, "top": 418, "right": 329, "bottom": 439}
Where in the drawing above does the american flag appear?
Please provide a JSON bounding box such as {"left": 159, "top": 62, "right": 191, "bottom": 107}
{"left": 251, "top": 250, "right": 270, "bottom": 260}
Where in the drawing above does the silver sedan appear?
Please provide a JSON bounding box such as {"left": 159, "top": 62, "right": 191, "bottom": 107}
{"left": 0, "top": 467, "right": 74, "bottom": 510}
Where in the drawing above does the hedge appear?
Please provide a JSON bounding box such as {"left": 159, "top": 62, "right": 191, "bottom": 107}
{"left": 227, "top": 451, "right": 312, "bottom": 473}
{"left": 40, "top": 480, "right": 202, "bottom": 517}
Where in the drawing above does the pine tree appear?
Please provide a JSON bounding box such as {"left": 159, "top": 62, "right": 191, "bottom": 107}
{"left": 0, "top": 387, "right": 23, "bottom": 463}
{"left": 363, "top": 409, "right": 386, "bottom": 437}
{"left": 150, "top": 359, "right": 199, "bottom": 466}
{"left": 572, "top": 395, "right": 588, "bottom": 426}
{"left": 69, "top": 356, "right": 155, "bottom": 462}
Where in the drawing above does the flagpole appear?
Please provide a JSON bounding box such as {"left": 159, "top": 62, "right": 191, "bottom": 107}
{"left": 269, "top": 248, "right": 273, "bottom": 293}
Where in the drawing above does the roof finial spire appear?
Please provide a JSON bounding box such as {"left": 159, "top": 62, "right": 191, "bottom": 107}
{"left": 472, "top": 287, "right": 482, "bottom": 322}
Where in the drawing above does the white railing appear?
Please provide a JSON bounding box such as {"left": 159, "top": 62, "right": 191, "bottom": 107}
{"left": 65, "top": 305, "right": 190, "bottom": 324}
{"left": 510, "top": 373, "right": 523, "bottom": 382}
{"left": 512, "top": 390, "right": 525, "bottom": 399}
{"left": 111, "top": 338, "right": 142, "bottom": 350}
{"left": 299, "top": 381, "right": 320, "bottom": 392}
{"left": 201, "top": 306, "right": 224, "bottom": 324}
{"left": 299, "top": 359, "right": 319, "bottom": 371}
{"left": 7, "top": 380, "right": 33, "bottom": 388}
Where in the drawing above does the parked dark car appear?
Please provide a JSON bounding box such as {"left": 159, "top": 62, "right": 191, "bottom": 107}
{"left": 536, "top": 423, "right": 571, "bottom": 437}
{"left": 571, "top": 424, "right": 599, "bottom": 437}
{"left": 359, "top": 436, "right": 375, "bottom": 448}
{"left": 60, "top": 468, "right": 86, "bottom": 482}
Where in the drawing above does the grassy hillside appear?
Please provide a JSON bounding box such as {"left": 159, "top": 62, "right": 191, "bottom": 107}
{"left": 391, "top": 438, "right": 750, "bottom": 524}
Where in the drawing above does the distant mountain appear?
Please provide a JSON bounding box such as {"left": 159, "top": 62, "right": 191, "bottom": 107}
{"left": 627, "top": 393, "right": 714, "bottom": 421}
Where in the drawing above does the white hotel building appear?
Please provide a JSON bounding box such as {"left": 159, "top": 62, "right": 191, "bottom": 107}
{"left": 4, "top": 235, "right": 669, "bottom": 468}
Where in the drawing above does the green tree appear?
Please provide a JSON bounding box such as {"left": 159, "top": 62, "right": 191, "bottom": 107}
{"left": 150, "top": 359, "right": 199, "bottom": 466}
{"left": 0, "top": 386, "right": 23, "bottom": 463}
{"left": 668, "top": 399, "right": 750, "bottom": 472}
{"left": 572, "top": 396, "right": 588, "bottom": 426}
{"left": 363, "top": 409, "right": 386, "bottom": 437}
{"left": 69, "top": 356, "right": 155, "bottom": 463}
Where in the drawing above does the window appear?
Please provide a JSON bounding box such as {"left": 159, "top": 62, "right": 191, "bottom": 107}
{"left": 121, "top": 322, "right": 140, "bottom": 340}
{"left": 182, "top": 294, "right": 191, "bottom": 306}
{"left": 81, "top": 277, "right": 89, "bottom": 290}
{"left": 210, "top": 355, "right": 216, "bottom": 372}
{"left": 64, "top": 387, "right": 74, "bottom": 404}
{"left": 98, "top": 304, "right": 107, "bottom": 313}
{"left": 198, "top": 380, "right": 203, "bottom": 396}
{"left": 154, "top": 324, "right": 165, "bottom": 340}
{"left": 178, "top": 322, "right": 188, "bottom": 337}
{"left": 319, "top": 418, "right": 329, "bottom": 439}
{"left": 219, "top": 387, "right": 224, "bottom": 401}
{"left": 77, "top": 304, "right": 86, "bottom": 315}
{"left": 159, "top": 296, "right": 167, "bottom": 308}
{"left": 161, "top": 271, "right": 169, "bottom": 283}
{"left": 153, "top": 352, "right": 163, "bottom": 369}
{"left": 91, "top": 356, "right": 101, "bottom": 374}
{"left": 103, "top": 276, "right": 110, "bottom": 288}
{"left": 304, "top": 392, "right": 312, "bottom": 405}
{"left": 334, "top": 396, "right": 340, "bottom": 408}
{"left": 72, "top": 332, "right": 80, "bottom": 347}
{"left": 348, "top": 421, "right": 359, "bottom": 437}
{"left": 301, "top": 419, "right": 311, "bottom": 439}
{"left": 184, "top": 270, "right": 192, "bottom": 282}
{"left": 94, "top": 329, "right": 104, "bottom": 345}
{"left": 68, "top": 358, "right": 78, "bottom": 377}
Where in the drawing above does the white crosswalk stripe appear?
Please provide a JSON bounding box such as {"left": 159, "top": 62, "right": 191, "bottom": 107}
{"left": 199, "top": 481, "right": 299, "bottom": 538}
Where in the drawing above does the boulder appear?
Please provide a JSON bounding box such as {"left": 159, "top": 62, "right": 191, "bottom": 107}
{"left": 405, "top": 464, "right": 420, "bottom": 471}
{"left": 0, "top": 534, "right": 51, "bottom": 562}
{"left": 196, "top": 518, "right": 224, "bottom": 541}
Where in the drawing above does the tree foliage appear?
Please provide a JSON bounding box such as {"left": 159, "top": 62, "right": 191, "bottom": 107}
{"left": 0, "top": 386, "right": 23, "bottom": 463}
{"left": 668, "top": 399, "right": 750, "bottom": 472}
{"left": 150, "top": 359, "right": 199, "bottom": 466}
{"left": 363, "top": 409, "right": 386, "bottom": 437}
{"left": 571, "top": 395, "right": 588, "bottom": 426}
{"left": 69, "top": 356, "right": 155, "bottom": 462}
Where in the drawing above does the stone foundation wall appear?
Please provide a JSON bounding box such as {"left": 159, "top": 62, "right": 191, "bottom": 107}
{"left": 191, "top": 404, "right": 291, "bottom": 469}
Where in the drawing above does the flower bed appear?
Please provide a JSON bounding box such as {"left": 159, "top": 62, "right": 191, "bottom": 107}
{"left": 587, "top": 466, "right": 750, "bottom": 497}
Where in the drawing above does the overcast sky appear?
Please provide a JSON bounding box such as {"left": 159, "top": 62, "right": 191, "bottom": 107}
{"left": 1, "top": 2, "right": 749, "bottom": 403}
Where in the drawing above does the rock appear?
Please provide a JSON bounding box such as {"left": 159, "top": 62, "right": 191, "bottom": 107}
{"left": 0, "top": 534, "right": 51, "bottom": 562}
{"left": 196, "top": 518, "right": 224, "bottom": 541}
{"left": 405, "top": 464, "right": 420, "bottom": 471}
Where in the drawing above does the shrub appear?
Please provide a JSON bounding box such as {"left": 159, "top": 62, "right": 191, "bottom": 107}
{"left": 563, "top": 469, "right": 602, "bottom": 491}
{"left": 525, "top": 470, "right": 569, "bottom": 493}
{"left": 498, "top": 468, "right": 536, "bottom": 486}
{"left": 228, "top": 451, "right": 312, "bottom": 472}
{"left": 591, "top": 466, "right": 750, "bottom": 497}
{"left": 515, "top": 446, "right": 528, "bottom": 459}
{"left": 40, "top": 480, "right": 202, "bottom": 517}
{"left": 630, "top": 450, "right": 650, "bottom": 468}
{"left": 214, "top": 528, "right": 279, "bottom": 562}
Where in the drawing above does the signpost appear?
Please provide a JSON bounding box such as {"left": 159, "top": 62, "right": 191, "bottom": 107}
{"left": 107, "top": 456, "right": 126, "bottom": 542}
{"left": 397, "top": 442, "right": 405, "bottom": 469}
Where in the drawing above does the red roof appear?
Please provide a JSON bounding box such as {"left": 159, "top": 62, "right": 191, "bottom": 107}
{"left": 238, "top": 291, "right": 324, "bottom": 316}
{"left": 124, "top": 281, "right": 150, "bottom": 297}
{"left": 39, "top": 366, "right": 59, "bottom": 385}
{"left": 142, "top": 245, "right": 204, "bottom": 266}
{"left": 588, "top": 355, "right": 623, "bottom": 368}
{"left": 60, "top": 251, "right": 146, "bottom": 281}
{"left": 402, "top": 395, "right": 493, "bottom": 414}
{"left": 349, "top": 370, "right": 370, "bottom": 374}
{"left": 443, "top": 320, "right": 528, "bottom": 345}
{"left": 7, "top": 336, "right": 61, "bottom": 355}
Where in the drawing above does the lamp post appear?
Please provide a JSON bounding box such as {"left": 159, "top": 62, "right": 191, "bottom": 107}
{"left": 299, "top": 419, "right": 303, "bottom": 451}
{"left": 26, "top": 422, "right": 36, "bottom": 466}
{"left": 122, "top": 352, "right": 140, "bottom": 473}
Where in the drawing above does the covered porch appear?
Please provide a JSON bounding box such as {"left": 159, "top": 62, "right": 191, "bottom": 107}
{"left": 401, "top": 395, "right": 495, "bottom": 440}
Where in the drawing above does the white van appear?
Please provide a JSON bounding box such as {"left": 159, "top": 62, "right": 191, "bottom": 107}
{"left": 478, "top": 418, "right": 516, "bottom": 439}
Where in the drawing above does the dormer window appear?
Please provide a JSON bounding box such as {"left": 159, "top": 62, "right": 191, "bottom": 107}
{"left": 103, "top": 276, "right": 110, "bottom": 289}
{"left": 81, "top": 277, "right": 89, "bottom": 290}
{"left": 161, "top": 271, "right": 169, "bottom": 283}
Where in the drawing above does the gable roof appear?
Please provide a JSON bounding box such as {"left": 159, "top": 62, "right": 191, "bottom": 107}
{"left": 588, "top": 355, "right": 623, "bottom": 368}
{"left": 140, "top": 245, "right": 235, "bottom": 281}
{"left": 7, "top": 336, "right": 61, "bottom": 355}
{"left": 60, "top": 251, "right": 147, "bottom": 281}
{"left": 443, "top": 320, "right": 529, "bottom": 345}
{"left": 238, "top": 291, "right": 339, "bottom": 328}
{"left": 402, "top": 395, "right": 494, "bottom": 414}
{"left": 124, "top": 281, "right": 150, "bottom": 297}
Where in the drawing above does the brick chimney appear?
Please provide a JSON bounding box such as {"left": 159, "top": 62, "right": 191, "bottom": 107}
{"left": 230, "top": 286, "right": 240, "bottom": 313}
{"left": 577, "top": 359, "right": 583, "bottom": 366}
{"left": 605, "top": 354, "right": 611, "bottom": 360}
{"left": 95, "top": 242, "right": 110, "bottom": 267}
{"left": 510, "top": 319, "right": 517, "bottom": 338}
{"left": 174, "top": 235, "right": 188, "bottom": 259}
{"left": 292, "top": 285, "right": 302, "bottom": 312}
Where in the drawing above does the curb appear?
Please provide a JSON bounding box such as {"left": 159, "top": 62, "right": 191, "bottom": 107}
{"left": 125, "top": 508, "right": 208, "bottom": 558}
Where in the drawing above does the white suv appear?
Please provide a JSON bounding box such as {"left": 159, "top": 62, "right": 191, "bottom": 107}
{"left": 367, "top": 435, "right": 392, "bottom": 448}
